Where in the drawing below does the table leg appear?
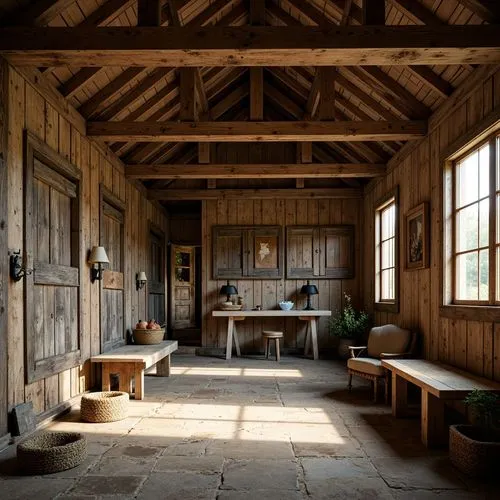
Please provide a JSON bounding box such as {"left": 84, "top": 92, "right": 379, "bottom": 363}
{"left": 157, "top": 355, "right": 171, "bottom": 376}
{"left": 226, "top": 317, "right": 234, "bottom": 360}
{"left": 101, "top": 364, "right": 111, "bottom": 391}
{"left": 118, "top": 364, "right": 131, "bottom": 393}
{"left": 233, "top": 321, "right": 241, "bottom": 357}
{"left": 310, "top": 319, "right": 319, "bottom": 360}
{"left": 304, "top": 322, "right": 311, "bottom": 356}
{"left": 392, "top": 372, "right": 408, "bottom": 417}
{"left": 421, "top": 389, "right": 447, "bottom": 448}
{"left": 134, "top": 362, "right": 145, "bottom": 400}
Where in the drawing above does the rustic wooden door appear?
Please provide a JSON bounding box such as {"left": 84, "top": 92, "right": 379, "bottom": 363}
{"left": 24, "top": 132, "right": 82, "bottom": 383}
{"left": 148, "top": 225, "right": 166, "bottom": 326}
{"left": 170, "top": 245, "right": 195, "bottom": 329}
{"left": 100, "top": 189, "right": 125, "bottom": 352}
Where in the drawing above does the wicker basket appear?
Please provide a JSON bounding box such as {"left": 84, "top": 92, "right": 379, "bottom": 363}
{"left": 80, "top": 391, "right": 129, "bottom": 423}
{"left": 17, "top": 431, "right": 87, "bottom": 475}
{"left": 449, "top": 424, "right": 500, "bottom": 477}
{"left": 132, "top": 328, "right": 165, "bottom": 345}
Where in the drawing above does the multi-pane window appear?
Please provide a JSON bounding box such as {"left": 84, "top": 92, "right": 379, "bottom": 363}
{"left": 451, "top": 134, "right": 499, "bottom": 305}
{"left": 375, "top": 190, "right": 398, "bottom": 307}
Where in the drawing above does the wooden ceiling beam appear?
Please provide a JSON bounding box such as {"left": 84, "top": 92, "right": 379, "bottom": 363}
{"left": 125, "top": 163, "right": 386, "bottom": 179}
{"left": 2, "top": 26, "right": 499, "bottom": 66}
{"left": 148, "top": 188, "right": 363, "bottom": 200}
{"left": 88, "top": 120, "right": 427, "bottom": 142}
{"left": 456, "top": 1, "right": 500, "bottom": 23}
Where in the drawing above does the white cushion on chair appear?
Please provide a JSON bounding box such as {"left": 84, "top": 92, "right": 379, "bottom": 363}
{"left": 347, "top": 357, "right": 385, "bottom": 376}
{"left": 367, "top": 324, "right": 411, "bottom": 358}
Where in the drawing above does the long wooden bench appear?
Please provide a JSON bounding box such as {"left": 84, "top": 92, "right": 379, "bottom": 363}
{"left": 382, "top": 359, "right": 500, "bottom": 448}
{"left": 91, "top": 340, "right": 178, "bottom": 400}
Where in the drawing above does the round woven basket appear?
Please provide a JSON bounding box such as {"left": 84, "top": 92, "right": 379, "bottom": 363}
{"left": 132, "top": 328, "right": 165, "bottom": 345}
{"left": 80, "top": 391, "right": 129, "bottom": 423}
{"left": 17, "top": 432, "right": 87, "bottom": 475}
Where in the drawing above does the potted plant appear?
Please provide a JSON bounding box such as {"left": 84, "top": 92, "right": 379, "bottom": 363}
{"left": 449, "top": 389, "right": 500, "bottom": 478}
{"left": 329, "top": 294, "right": 370, "bottom": 359}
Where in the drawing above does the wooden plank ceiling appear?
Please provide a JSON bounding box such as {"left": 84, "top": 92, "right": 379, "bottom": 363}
{"left": 0, "top": 0, "right": 496, "bottom": 200}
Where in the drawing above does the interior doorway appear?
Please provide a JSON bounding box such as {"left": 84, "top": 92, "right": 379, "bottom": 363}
{"left": 166, "top": 201, "right": 201, "bottom": 346}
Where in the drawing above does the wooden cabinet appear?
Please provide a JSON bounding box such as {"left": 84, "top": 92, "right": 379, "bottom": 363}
{"left": 286, "top": 226, "right": 355, "bottom": 279}
{"left": 213, "top": 226, "right": 283, "bottom": 279}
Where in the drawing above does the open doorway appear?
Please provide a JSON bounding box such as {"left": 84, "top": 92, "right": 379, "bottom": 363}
{"left": 166, "top": 201, "right": 201, "bottom": 346}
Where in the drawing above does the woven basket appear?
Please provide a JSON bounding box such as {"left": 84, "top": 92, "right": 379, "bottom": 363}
{"left": 449, "top": 424, "right": 500, "bottom": 477}
{"left": 132, "top": 328, "right": 165, "bottom": 345}
{"left": 17, "top": 432, "right": 87, "bottom": 475}
{"left": 80, "top": 391, "right": 129, "bottom": 423}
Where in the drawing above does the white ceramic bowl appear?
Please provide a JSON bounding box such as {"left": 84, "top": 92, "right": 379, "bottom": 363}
{"left": 279, "top": 301, "right": 294, "bottom": 311}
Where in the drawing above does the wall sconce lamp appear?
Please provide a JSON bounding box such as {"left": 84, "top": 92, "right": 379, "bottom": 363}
{"left": 88, "top": 246, "right": 109, "bottom": 283}
{"left": 300, "top": 280, "right": 319, "bottom": 310}
{"left": 136, "top": 271, "right": 147, "bottom": 290}
{"left": 9, "top": 250, "right": 32, "bottom": 282}
{"left": 220, "top": 280, "right": 238, "bottom": 304}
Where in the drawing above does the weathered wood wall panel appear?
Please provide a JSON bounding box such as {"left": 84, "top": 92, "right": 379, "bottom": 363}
{"left": 6, "top": 65, "right": 167, "bottom": 418}
{"left": 202, "top": 197, "right": 362, "bottom": 351}
{"left": 363, "top": 65, "right": 500, "bottom": 380}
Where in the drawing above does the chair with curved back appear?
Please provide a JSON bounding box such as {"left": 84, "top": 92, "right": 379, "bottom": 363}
{"left": 347, "top": 324, "right": 417, "bottom": 403}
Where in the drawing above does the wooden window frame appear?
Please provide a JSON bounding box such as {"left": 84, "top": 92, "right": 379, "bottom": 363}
{"left": 374, "top": 187, "right": 399, "bottom": 313}
{"left": 440, "top": 108, "right": 500, "bottom": 322}
{"left": 24, "top": 131, "right": 82, "bottom": 383}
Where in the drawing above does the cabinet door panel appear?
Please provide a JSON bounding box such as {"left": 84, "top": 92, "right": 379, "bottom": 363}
{"left": 248, "top": 226, "right": 283, "bottom": 278}
{"left": 321, "top": 226, "right": 355, "bottom": 278}
{"left": 213, "top": 227, "right": 246, "bottom": 278}
{"left": 286, "top": 227, "right": 318, "bottom": 278}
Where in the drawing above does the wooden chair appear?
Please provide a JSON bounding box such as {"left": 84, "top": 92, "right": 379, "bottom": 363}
{"left": 262, "top": 330, "right": 283, "bottom": 361}
{"left": 347, "top": 324, "right": 417, "bottom": 403}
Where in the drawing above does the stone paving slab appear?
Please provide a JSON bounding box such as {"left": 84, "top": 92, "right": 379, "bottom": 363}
{"left": 305, "top": 476, "right": 395, "bottom": 499}
{"left": 137, "top": 471, "right": 220, "bottom": 498}
{"left": 69, "top": 476, "right": 146, "bottom": 496}
{"left": 217, "top": 490, "right": 304, "bottom": 499}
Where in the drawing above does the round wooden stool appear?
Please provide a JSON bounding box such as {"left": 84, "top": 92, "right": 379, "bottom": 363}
{"left": 262, "top": 331, "right": 284, "bottom": 362}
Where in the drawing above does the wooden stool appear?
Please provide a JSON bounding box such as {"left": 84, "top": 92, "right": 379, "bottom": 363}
{"left": 262, "top": 331, "right": 284, "bottom": 361}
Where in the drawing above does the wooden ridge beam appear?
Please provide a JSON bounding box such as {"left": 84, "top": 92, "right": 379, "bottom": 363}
{"left": 125, "top": 163, "right": 386, "bottom": 179}
{"left": 87, "top": 120, "right": 427, "bottom": 142}
{"left": 148, "top": 188, "right": 363, "bottom": 200}
{"left": 2, "top": 26, "right": 500, "bottom": 67}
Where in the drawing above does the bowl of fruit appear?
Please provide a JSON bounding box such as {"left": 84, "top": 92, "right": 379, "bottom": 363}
{"left": 132, "top": 319, "right": 165, "bottom": 345}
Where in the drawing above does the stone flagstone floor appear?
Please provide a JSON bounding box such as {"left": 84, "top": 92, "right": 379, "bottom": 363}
{"left": 0, "top": 354, "right": 499, "bottom": 499}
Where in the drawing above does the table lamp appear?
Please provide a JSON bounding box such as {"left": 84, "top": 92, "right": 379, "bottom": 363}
{"left": 300, "top": 280, "right": 318, "bottom": 310}
{"left": 220, "top": 281, "right": 238, "bottom": 304}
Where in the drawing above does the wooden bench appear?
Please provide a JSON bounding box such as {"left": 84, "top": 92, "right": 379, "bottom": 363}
{"left": 382, "top": 359, "right": 500, "bottom": 448}
{"left": 91, "top": 340, "right": 178, "bottom": 400}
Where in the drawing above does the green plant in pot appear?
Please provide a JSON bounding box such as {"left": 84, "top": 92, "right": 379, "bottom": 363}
{"left": 449, "top": 389, "right": 500, "bottom": 478}
{"left": 329, "top": 294, "right": 370, "bottom": 359}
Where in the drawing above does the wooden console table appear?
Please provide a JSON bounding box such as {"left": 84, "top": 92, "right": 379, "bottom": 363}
{"left": 212, "top": 310, "right": 331, "bottom": 360}
{"left": 382, "top": 359, "right": 500, "bottom": 448}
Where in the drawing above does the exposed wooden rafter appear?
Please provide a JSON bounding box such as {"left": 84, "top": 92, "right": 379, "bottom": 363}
{"left": 88, "top": 120, "right": 427, "bottom": 142}
{"left": 456, "top": 0, "right": 500, "bottom": 23}
{"left": 1, "top": 26, "right": 499, "bottom": 67}
{"left": 125, "top": 163, "right": 386, "bottom": 179}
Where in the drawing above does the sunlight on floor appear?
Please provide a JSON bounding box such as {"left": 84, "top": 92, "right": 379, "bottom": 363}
{"left": 171, "top": 366, "right": 303, "bottom": 378}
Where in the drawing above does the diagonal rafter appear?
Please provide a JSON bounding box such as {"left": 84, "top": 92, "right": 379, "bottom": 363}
{"left": 455, "top": 0, "right": 500, "bottom": 23}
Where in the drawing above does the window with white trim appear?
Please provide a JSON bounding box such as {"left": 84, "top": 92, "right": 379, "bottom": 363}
{"left": 446, "top": 134, "right": 499, "bottom": 305}
{"left": 375, "top": 189, "right": 398, "bottom": 310}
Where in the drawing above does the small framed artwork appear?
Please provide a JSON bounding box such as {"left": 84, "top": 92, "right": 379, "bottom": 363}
{"left": 405, "top": 202, "right": 429, "bottom": 270}
{"left": 254, "top": 235, "right": 278, "bottom": 269}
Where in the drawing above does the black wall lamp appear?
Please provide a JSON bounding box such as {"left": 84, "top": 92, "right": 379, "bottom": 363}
{"left": 300, "top": 280, "right": 319, "bottom": 310}
{"left": 9, "top": 250, "right": 32, "bottom": 282}
{"left": 88, "top": 246, "right": 109, "bottom": 283}
{"left": 136, "top": 271, "right": 147, "bottom": 290}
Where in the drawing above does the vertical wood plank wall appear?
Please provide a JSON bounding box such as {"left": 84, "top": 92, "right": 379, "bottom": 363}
{"left": 202, "top": 197, "right": 362, "bottom": 351}
{"left": 363, "top": 66, "right": 500, "bottom": 381}
{"left": 6, "top": 66, "right": 167, "bottom": 417}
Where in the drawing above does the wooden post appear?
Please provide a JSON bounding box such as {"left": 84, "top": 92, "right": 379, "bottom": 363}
{"left": 180, "top": 68, "right": 197, "bottom": 121}
{"left": 137, "top": 0, "right": 162, "bottom": 26}
{"left": 319, "top": 67, "right": 337, "bottom": 120}
{"left": 0, "top": 58, "right": 8, "bottom": 442}
{"left": 362, "top": 0, "right": 385, "bottom": 25}
{"left": 134, "top": 362, "right": 145, "bottom": 400}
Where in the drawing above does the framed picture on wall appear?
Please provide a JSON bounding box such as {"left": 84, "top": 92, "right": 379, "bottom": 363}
{"left": 405, "top": 202, "right": 429, "bottom": 270}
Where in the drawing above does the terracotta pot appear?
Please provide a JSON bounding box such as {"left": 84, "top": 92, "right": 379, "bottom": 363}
{"left": 449, "top": 424, "right": 500, "bottom": 477}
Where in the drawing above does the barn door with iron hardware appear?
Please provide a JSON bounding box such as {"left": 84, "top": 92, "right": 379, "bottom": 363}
{"left": 100, "top": 188, "right": 125, "bottom": 352}
{"left": 24, "top": 131, "right": 82, "bottom": 383}
{"left": 148, "top": 224, "right": 166, "bottom": 326}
